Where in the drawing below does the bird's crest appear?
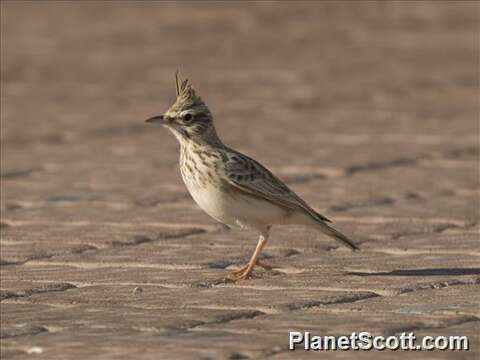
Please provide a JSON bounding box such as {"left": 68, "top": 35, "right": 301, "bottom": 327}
{"left": 172, "top": 71, "right": 207, "bottom": 111}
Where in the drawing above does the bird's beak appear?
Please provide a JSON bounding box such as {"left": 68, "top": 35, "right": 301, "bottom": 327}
{"left": 145, "top": 115, "right": 165, "bottom": 124}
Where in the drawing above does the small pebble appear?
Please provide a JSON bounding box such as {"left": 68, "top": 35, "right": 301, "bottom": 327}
{"left": 27, "top": 347, "right": 43, "bottom": 354}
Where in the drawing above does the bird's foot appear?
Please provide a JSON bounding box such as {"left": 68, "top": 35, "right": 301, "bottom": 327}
{"left": 229, "top": 263, "right": 249, "bottom": 275}
{"left": 224, "top": 260, "right": 276, "bottom": 283}
{"left": 225, "top": 264, "right": 253, "bottom": 282}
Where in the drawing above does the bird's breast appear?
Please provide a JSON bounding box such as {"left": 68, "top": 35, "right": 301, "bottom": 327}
{"left": 179, "top": 149, "right": 288, "bottom": 229}
{"left": 182, "top": 174, "right": 233, "bottom": 226}
{"left": 180, "top": 148, "right": 224, "bottom": 218}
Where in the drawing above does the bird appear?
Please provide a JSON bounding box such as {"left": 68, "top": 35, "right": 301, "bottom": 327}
{"left": 145, "top": 72, "right": 358, "bottom": 282}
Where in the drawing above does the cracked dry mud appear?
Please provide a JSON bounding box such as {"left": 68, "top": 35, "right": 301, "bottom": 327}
{"left": 1, "top": 2, "right": 479, "bottom": 360}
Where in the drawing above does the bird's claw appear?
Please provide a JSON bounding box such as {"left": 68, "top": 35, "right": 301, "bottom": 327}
{"left": 225, "top": 268, "right": 252, "bottom": 283}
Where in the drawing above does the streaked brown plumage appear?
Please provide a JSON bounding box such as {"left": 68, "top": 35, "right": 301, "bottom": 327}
{"left": 145, "top": 72, "right": 358, "bottom": 281}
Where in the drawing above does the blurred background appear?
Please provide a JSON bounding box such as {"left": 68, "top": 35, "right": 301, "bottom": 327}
{"left": 1, "top": 2, "right": 479, "bottom": 359}
{"left": 2, "top": 1, "right": 478, "bottom": 201}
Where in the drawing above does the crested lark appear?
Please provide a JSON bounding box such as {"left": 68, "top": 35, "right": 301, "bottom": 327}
{"left": 145, "top": 73, "right": 358, "bottom": 282}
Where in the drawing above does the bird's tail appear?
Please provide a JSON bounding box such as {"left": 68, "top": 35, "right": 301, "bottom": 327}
{"left": 313, "top": 220, "right": 359, "bottom": 251}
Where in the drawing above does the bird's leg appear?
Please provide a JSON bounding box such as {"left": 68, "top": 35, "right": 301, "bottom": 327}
{"left": 227, "top": 230, "right": 269, "bottom": 282}
{"left": 227, "top": 237, "right": 266, "bottom": 281}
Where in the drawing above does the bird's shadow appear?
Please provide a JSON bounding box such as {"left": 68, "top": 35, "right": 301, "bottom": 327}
{"left": 346, "top": 268, "right": 480, "bottom": 277}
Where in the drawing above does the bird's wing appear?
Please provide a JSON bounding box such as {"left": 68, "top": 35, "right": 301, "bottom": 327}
{"left": 220, "top": 148, "right": 331, "bottom": 223}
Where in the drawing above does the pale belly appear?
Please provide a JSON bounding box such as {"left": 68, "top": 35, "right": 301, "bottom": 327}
{"left": 184, "top": 179, "right": 288, "bottom": 230}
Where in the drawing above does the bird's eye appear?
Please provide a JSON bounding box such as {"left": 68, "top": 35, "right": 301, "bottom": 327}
{"left": 183, "top": 113, "right": 193, "bottom": 122}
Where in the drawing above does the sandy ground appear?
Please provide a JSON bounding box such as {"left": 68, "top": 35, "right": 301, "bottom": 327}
{"left": 1, "top": 2, "right": 479, "bottom": 359}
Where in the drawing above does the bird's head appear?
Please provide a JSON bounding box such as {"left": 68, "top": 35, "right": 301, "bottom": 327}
{"left": 145, "top": 72, "right": 220, "bottom": 146}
